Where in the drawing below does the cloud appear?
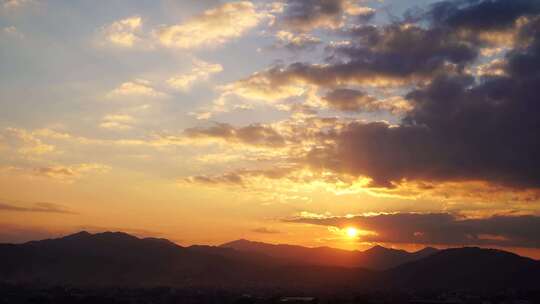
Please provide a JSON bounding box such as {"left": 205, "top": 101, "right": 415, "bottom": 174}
{"left": 190, "top": 0, "right": 540, "bottom": 192}
{"left": 428, "top": 0, "right": 540, "bottom": 33}
{"left": 220, "top": 66, "right": 307, "bottom": 101}
{"left": 219, "top": 0, "right": 539, "bottom": 113}
{"left": 184, "top": 172, "right": 245, "bottom": 186}
{"left": 0, "top": 127, "right": 55, "bottom": 155}
{"left": 107, "top": 79, "right": 166, "bottom": 98}
{"left": 271, "top": 30, "right": 322, "bottom": 51}
{"left": 34, "top": 164, "right": 110, "bottom": 179}
{"left": 2, "top": 0, "right": 31, "bottom": 9}
{"left": 252, "top": 227, "right": 281, "bottom": 234}
{"left": 309, "top": 34, "right": 540, "bottom": 188}
{"left": 472, "top": 58, "right": 507, "bottom": 76}
{"left": 323, "top": 88, "right": 412, "bottom": 114}
{"left": 243, "top": 24, "right": 477, "bottom": 91}
{"left": 0, "top": 201, "right": 75, "bottom": 214}
{"left": 101, "top": 16, "right": 142, "bottom": 47}
{"left": 156, "top": 1, "right": 265, "bottom": 49}
{"left": 184, "top": 122, "right": 286, "bottom": 148}
{"left": 2, "top": 163, "right": 111, "bottom": 182}
{"left": 343, "top": 2, "right": 374, "bottom": 19}
{"left": 2, "top": 26, "right": 24, "bottom": 39}
{"left": 167, "top": 59, "right": 223, "bottom": 91}
{"left": 99, "top": 114, "right": 135, "bottom": 130}
{"left": 286, "top": 212, "right": 540, "bottom": 248}
{"left": 185, "top": 19, "right": 540, "bottom": 192}
{"left": 277, "top": 0, "right": 374, "bottom": 31}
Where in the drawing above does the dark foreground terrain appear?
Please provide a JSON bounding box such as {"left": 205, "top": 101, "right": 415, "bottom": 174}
{"left": 0, "top": 232, "right": 539, "bottom": 303}
{"left": 1, "top": 284, "right": 540, "bottom": 304}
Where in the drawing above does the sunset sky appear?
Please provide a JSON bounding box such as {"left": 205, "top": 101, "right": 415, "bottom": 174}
{"left": 1, "top": 0, "right": 540, "bottom": 258}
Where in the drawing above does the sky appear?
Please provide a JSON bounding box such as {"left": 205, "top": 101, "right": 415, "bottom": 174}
{"left": 1, "top": 0, "right": 540, "bottom": 258}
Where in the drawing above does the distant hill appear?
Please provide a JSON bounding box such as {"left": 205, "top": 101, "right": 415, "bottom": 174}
{"left": 0, "top": 232, "right": 538, "bottom": 291}
{"left": 383, "top": 247, "right": 540, "bottom": 290}
{"left": 221, "top": 239, "right": 437, "bottom": 270}
{"left": 0, "top": 232, "right": 370, "bottom": 291}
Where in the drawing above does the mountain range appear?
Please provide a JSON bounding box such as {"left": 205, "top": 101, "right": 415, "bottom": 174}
{"left": 221, "top": 239, "right": 438, "bottom": 270}
{"left": 0, "top": 231, "right": 538, "bottom": 292}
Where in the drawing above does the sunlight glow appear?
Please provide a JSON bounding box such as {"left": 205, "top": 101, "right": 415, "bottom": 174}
{"left": 346, "top": 227, "right": 359, "bottom": 238}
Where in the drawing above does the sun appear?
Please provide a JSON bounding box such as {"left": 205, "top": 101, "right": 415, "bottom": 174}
{"left": 345, "top": 227, "right": 359, "bottom": 238}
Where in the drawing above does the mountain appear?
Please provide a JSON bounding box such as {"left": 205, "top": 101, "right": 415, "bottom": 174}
{"left": 383, "top": 247, "right": 540, "bottom": 290}
{"left": 220, "top": 239, "right": 437, "bottom": 270}
{"left": 0, "top": 232, "right": 539, "bottom": 291}
{"left": 0, "top": 231, "right": 370, "bottom": 291}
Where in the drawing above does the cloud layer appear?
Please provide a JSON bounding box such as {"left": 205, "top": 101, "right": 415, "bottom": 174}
{"left": 188, "top": 0, "right": 540, "bottom": 194}
{"left": 287, "top": 212, "right": 540, "bottom": 248}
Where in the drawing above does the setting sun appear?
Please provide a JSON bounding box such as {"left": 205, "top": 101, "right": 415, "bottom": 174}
{"left": 346, "top": 227, "right": 359, "bottom": 238}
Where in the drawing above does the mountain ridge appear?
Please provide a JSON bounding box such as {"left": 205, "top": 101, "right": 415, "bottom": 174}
{"left": 220, "top": 238, "right": 438, "bottom": 270}
{"left": 1, "top": 231, "right": 539, "bottom": 291}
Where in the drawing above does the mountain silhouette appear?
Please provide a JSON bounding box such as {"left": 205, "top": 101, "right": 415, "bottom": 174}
{"left": 383, "top": 247, "right": 540, "bottom": 290}
{"left": 221, "top": 239, "right": 437, "bottom": 270}
{"left": 0, "top": 232, "right": 538, "bottom": 291}
{"left": 0, "top": 232, "right": 369, "bottom": 291}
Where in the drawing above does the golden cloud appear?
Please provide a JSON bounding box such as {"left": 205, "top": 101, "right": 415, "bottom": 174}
{"left": 1, "top": 163, "right": 111, "bottom": 183}
{"left": 167, "top": 59, "right": 223, "bottom": 91}
{"left": 100, "top": 114, "right": 136, "bottom": 131}
{"left": 0, "top": 127, "right": 55, "bottom": 156}
{"left": 101, "top": 16, "right": 143, "bottom": 47}
{"left": 156, "top": 1, "right": 265, "bottom": 49}
{"left": 107, "top": 79, "right": 166, "bottom": 98}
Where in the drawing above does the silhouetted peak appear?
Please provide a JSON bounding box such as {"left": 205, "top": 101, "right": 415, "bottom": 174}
{"left": 365, "top": 245, "right": 401, "bottom": 254}
{"left": 222, "top": 239, "right": 252, "bottom": 244}
{"left": 369, "top": 245, "right": 385, "bottom": 250}
{"left": 220, "top": 239, "right": 263, "bottom": 248}
{"left": 414, "top": 246, "right": 439, "bottom": 255}
{"left": 61, "top": 231, "right": 92, "bottom": 240}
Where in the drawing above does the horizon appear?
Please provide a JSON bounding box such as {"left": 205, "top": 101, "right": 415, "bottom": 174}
{"left": 6, "top": 229, "right": 540, "bottom": 260}
{"left": 2, "top": 0, "right": 540, "bottom": 266}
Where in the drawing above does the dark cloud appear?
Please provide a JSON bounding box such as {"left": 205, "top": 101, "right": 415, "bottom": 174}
{"left": 306, "top": 63, "right": 540, "bottom": 188}
{"left": 277, "top": 0, "right": 375, "bottom": 31}
{"left": 184, "top": 122, "right": 286, "bottom": 148}
{"left": 323, "top": 88, "right": 376, "bottom": 112}
{"left": 185, "top": 173, "right": 245, "bottom": 186}
{"left": 279, "top": 0, "right": 346, "bottom": 31}
{"left": 296, "top": 0, "right": 540, "bottom": 189}
{"left": 0, "top": 201, "right": 75, "bottom": 214}
{"left": 428, "top": 0, "right": 540, "bottom": 32}
{"left": 255, "top": 0, "right": 540, "bottom": 90}
{"left": 322, "top": 88, "right": 411, "bottom": 114}
{"left": 248, "top": 23, "right": 478, "bottom": 89}
{"left": 190, "top": 0, "right": 540, "bottom": 191}
{"left": 287, "top": 212, "right": 540, "bottom": 248}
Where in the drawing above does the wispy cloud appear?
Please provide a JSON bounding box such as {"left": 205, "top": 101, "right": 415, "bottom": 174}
{"left": 167, "top": 59, "right": 223, "bottom": 91}
{"left": 107, "top": 79, "right": 166, "bottom": 99}
{"left": 252, "top": 227, "right": 281, "bottom": 234}
{"left": 0, "top": 200, "right": 75, "bottom": 214}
